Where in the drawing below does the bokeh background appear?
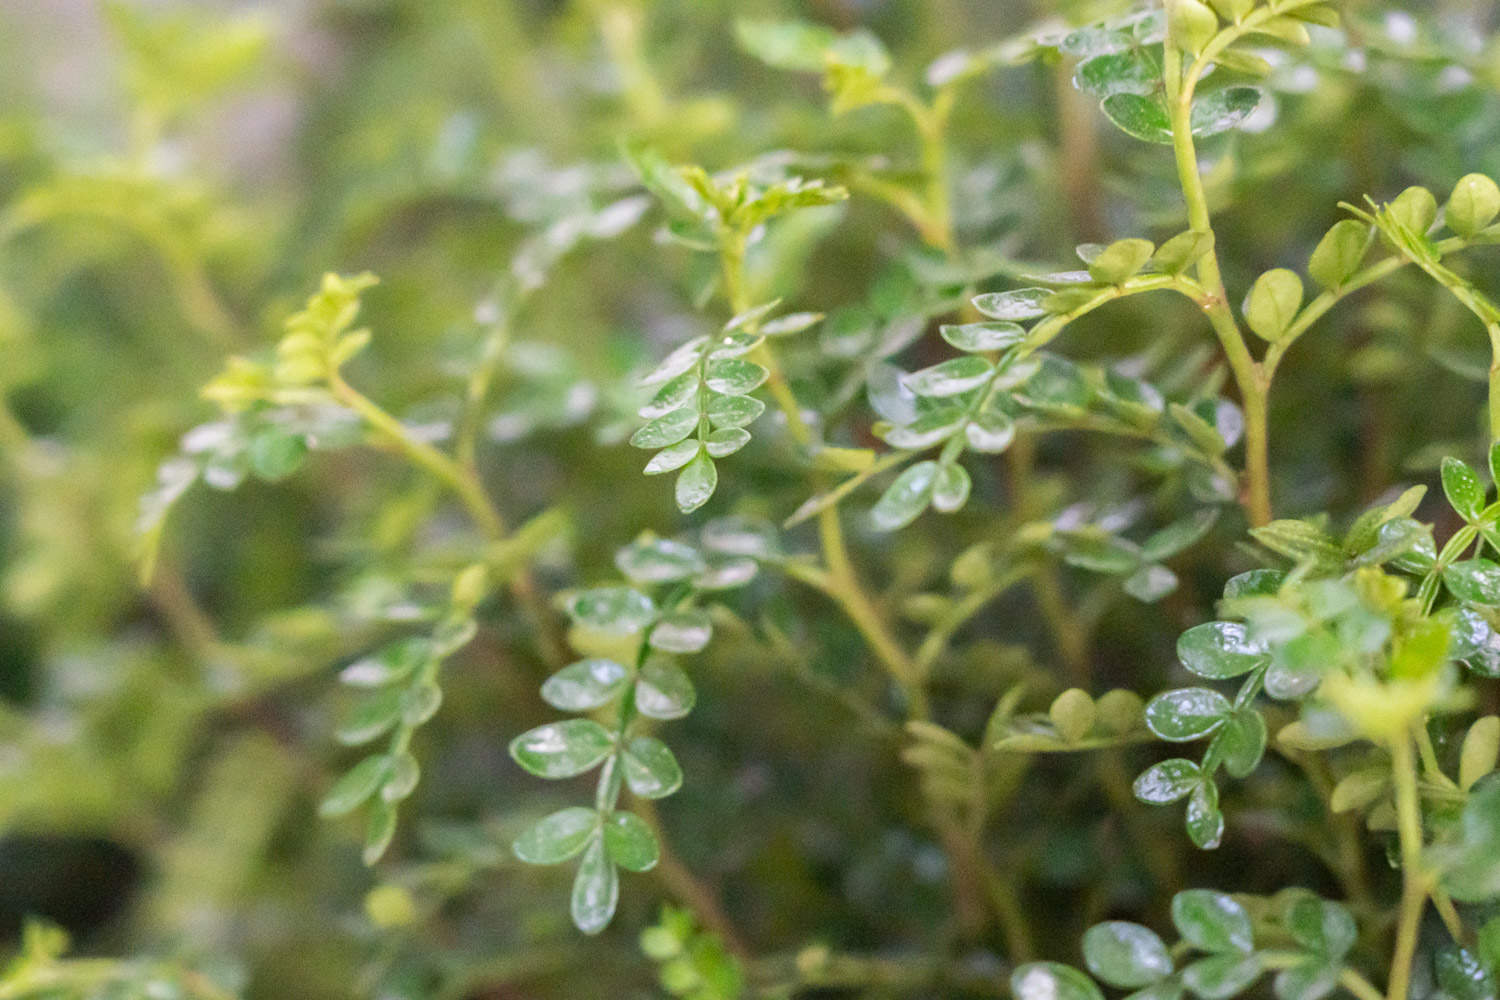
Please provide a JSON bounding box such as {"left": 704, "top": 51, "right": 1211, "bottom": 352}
{"left": 2, "top": 1, "right": 1500, "bottom": 997}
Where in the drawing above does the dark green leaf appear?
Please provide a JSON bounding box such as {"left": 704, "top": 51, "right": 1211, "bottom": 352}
{"left": 1101, "top": 93, "right": 1172, "bottom": 144}
{"left": 1172, "top": 890, "right": 1254, "bottom": 953}
{"left": 1213, "top": 710, "right": 1267, "bottom": 779}
{"left": 1146, "top": 688, "right": 1232, "bottom": 741}
{"left": 1444, "top": 457, "right": 1487, "bottom": 522}
{"left": 1182, "top": 953, "right": 1262, "bottom": 1000}
{"left": 603, "top": 811, "right": 660, "bottom": 872}
{"left": 622, "top": 736, "right": 684, "bottom": 799}
{"left": 1446, "top": 559, "right": 1500, "bottom": 606}
{"left": 1189, "top": 87, "right": 1262, "bottom": 137}
{"left": 1134, "top": 759, "right": 1203, "bottom": 804}
{"left": 1285, "top": 897, "right": 1357, "bottom": 960}
{"left": 871, "top": 461, "right": 938, "bottom": 531}
{"left": 631, "top": 407, "right": 699, "bottom": 449}
{"left": 1178, "top": 622, "right": 1268, "bottom": 679}
{"left": 675, "top": 452, "right": 718, "bottom": 513}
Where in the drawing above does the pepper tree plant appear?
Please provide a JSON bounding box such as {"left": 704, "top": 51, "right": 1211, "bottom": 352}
{"left": 3, "top": 0, "right": 1500, "bottom": 998}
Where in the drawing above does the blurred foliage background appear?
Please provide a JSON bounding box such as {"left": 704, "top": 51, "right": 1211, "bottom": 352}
{"left": 2, "top": 0, "right": 1500, "bottom": 997}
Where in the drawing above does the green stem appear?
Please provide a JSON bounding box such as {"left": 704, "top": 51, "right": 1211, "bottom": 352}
{"left": 1163, "top": 41, "right": 1272, "bottom": 526}
{"left": 1387, "top": 733, "right": 1427, "bottom": 1000}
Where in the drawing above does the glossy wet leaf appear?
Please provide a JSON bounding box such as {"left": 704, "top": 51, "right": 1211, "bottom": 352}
{"left": 1083, "top": 922, "right": 1173, "bottom": 988}
{"left": 644, "top": 439, "right": 702, "bottom": 475}
{"left": 513, "top": 807, "right": 599, "bottom": 865}
{"left": 1172, "top": 890, "right": 1254, "bottom": 953}
{"left": 966, "top": 411, "right": 1016, "bottom": 453}
{"left": 571, "top": 838, "right": 619, "bottom": 935}
{"left": 1273, "top": 961, "right": 1338, "bottom": 1000}
{"left": 1074, "top": 49, "right": 1160, "bottom": 98}
{"left": 639, "top": 373, "right": 698, "bottom": 419}
{"left": 603, "top": 811, "right": 660, "bottom": 872}
{"left": 1443, "top": 457, "right": 1487, "bottom": 521}
{"left": 704, "top": 427, "right": 751, "bottom": 458}
{"left": 400, "top": 680, "right": 442, "bottom": 727}
{"left": 381, "top": 751, "right": 420, "bottom": 803}
{"left": 509, "top": 719, "right": 615, "bottom": 779}
{"left": 879, "top": 408, "right": 966, "bottom": 450}
{"left": 704, "top": 358, "right": 769, "bottom": 396}
{"left": 567, "top": 586, "right": 656, "bottom": 634}
{"left": 706, "top": 393, "right": 765, "bottom": 429}
{"left": 622, "top": 736, "right": 684, "bottom": 799}
{"left": 1446, "top": 559, "right": 1500, "bottom": 606}
{"left": 649, "top": 609, "right": 713, "bottom": 654}
{"left": 940, "top": 321, "right": 1025, "bottom": 353}
{"left": 675, "top": 452, "right": 718, "bottom": 513}
{"left": 972, "top": 287, "right": 1052, "bottom": 320}
{"left": 904, "top": 356, "right": 993, "bottom": 398}
{"left": 631, "top": 407, "right": 699, "bottom": 449}
{"left": 1012, "top": 963, "right": 1106, "bottom": 1000}
{"left": 1134, "top": 759, "right": 1202, "bottom": 804}
{"left": 1185, "top": 780, "right": 1224, "bottom": 849}
{"left": 1178, "top": 622, "right": 1268, "bottom": 679}
{"left": 931, "top": 463, "right": 972, "bottom": 514}
{"left": 636, "top": 655, "right": 697, "bottom": 718}
{"left": 541, "top": 659, "right": 630, "bottom": 711}
{"left": 1146, "top": 688, "right": 1231, "bottom": 741}
{"left": 616, "top": 537, "right": 706, "bottom": 583}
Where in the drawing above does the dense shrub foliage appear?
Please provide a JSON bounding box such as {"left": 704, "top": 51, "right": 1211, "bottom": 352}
{"left": 1, "top": 1, "right": 1500, "bottom": 998}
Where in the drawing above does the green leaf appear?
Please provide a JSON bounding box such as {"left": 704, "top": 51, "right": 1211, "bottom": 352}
{"left": 1101, "top": 93, "right": 1173, "bottom": 143}
{"left": 644, "top": 440, "right": 702, "bottom": 475}
{"left": 616, "top": 537, "right": 706, "bottom": 583}
{"left": 879, "top": 408, "right": 966, "bottom": 450}
{"left": 940, "top": 321, "right": 1026, "bottom": 353}
{"left": 1146, "top": 688, "right": 1232, "bottom": 741}
{"left": 903, "top": 356, "right": 994, "bottom": 398}
{"left": 649, "top": 609, "right": 713, "bottom": 654}
{"left": 337, "top": 688, "right": 404, "bottom": 746}
{"left": 1134, "top": 759, "right": 1203, "bottom": 804}
{"left": 1142, "top": 510, "right": 1218, "bottom": 562}
{"left": 1089, "top": 238, "right": 1156, "bottom": 284}
{"left": 1153, "top": 230, "right": 1215, "bottom": 274}
{"left": 1449, "top": 174, "right": 1500, "bottom": 238}
{"left": 340, "top": 637, "right": 431, "bottom": 687}
{"left": 704, "top": 358, "right": 769, "bottom": 396}
{"left": 1178, "top": 622, "right": 1268, "bottom": 679}
{"left": 640, "top": 373, "right": 698, "bottom": 419}
{"left": 734, "top": 18, "right": 838, "bottom": 71}
{"left": 1172, "top": 890, "right": 1254, "bottom": 953}
{"left": 1083, "top": 922, "right": 1174, "bottom": 988}
{"left": 1285, "top": 897, "right": 1357, "bottom": 960}
{"left": 966, "top": 411, "right": 1016, "bottom": 453}
{"left": 363, "top": 801, "right": 397, "bottom": 865}
{"left": 1169, "top": 0, "right": 1219, "bottom": 55}
{"left": 571, "top": 838, "right": 619, "bottom": 935}
{"left": 871, "top": 461, "right": 938, "bottom": 531}
{"left": 1308, "top": 220, "right": 1371, "bottom": 290}
{"left": 1212, "top": 710, "right": 1267, "bottom": 778}
{"left": 675, "top": 452, "right": 718, "bottom": 513}
{"left": 1273, "top": 961, "right": 1338, "bottom": 1000}
{"left": 931, "top": 463, "right": 972, "bottom": 514}
{"left": 622, "top": 736, "right": 684, "bottom": 798}
{"left": 567, "top": 586, "right": 656, "bottom": 634}
{"left": 400, "top": 680, "right": 442, "bottom": 727}
{"left": 541, "top": 659, "right": 630, "bottom": 711}
{"left": 1461, "top": 716, "right": 1500, "bottom": 791}
{"left": 1434, "top": 947, "right": 1496, "bottom": 1000}
{"left": 513, "top": 807, "right": 600, "bottom": 865}
{"left": 319, "top": 754, "right": 391, "bottom": 818}
{"left": 1389, "top": 185, "right": 1438, "bottom": 235}
{"left": 1440, "top": 775, "right": 1500, "bottom": 902}
{"left": 1012, "top": 963, "right": 1106, "bottom": 1000}
{"left": 1182, "top": 953, "right": 1262, "bottom": 999}
{"left": 705, "top": 427, "right": 751, "bottom": 458}
{"left": 1444, "top": 457, "right": 1487, "bottom": 521}
{"left": 603, "top": 811, "right": 660, "bottom": 872}
{"left": 381, "top": 751, "right": 419, "bottom": 803}
{"left": 1244, "top": 269, "right": 1304, "bottom": 342}
{"left": 972, "top": 288, "right": 1052, "bottom": 320}
{"left": 1446, "top": 559, "right": 1500, "bottom": 606}
{"left": 631, "top": 407, "right": 700, "bottom": 449}
{"left": 1250, "top": 520, "right": 1344, "bottom": 570}
{"left": 706, "top": 394, "right": 765, "bottom": 429}
{"left": 1186, "top": 780, "right": 1224, "bottom": 849}
{"left": 509, "top": 719, "right": 615, "bottom": 779}
{"left": 636, "top": 656, "right": 697, "bottom": 719}
{"left": 1189, "top": 86, "right": 1262, "bottom": 137}
{"left": 1074, "top": 50, "right": 1160, "bottom": 98}
{"left": 248, "top": 427, "right": 307, "bottom": 481}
